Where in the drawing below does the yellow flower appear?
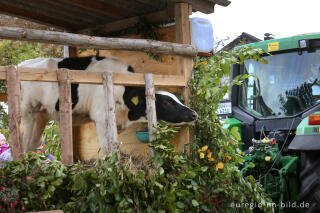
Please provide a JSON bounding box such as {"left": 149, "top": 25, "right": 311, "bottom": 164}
{"left": 193, "top": 62, "right": 199, "bottom": 68}
{"left": 207, "top": 152, "right": 212, "bottom": 159}
{"left": 265, "top": 156, "right": 271, "bottom": 162}
{"left": 209, "top": 157, "right": 215, "bottom": 162}
{"left": 236, "top": 148, "right": 242, "bottom": 154}
{"left": 199, "top": 61, "right": 208, "bottom": 65}
{"left": 263, "top": 137, "right": 269, "bottom": 143}
{"left": 201, "top": 146, "right": 208, "bottom": 152}
{"left": 199, "top": 152, "right": 205, "bottom": 159}
{"left": 197, "top": 149, "right": 202, "bottom": 153}
{"left": 216, "top": 162, "right": 224, "bottom": 170}
{"left": 241, "top": 152, "right": 245, "bottom": 156}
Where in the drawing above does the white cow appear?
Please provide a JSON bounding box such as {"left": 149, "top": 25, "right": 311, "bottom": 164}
{"left": 19, "top": 56, "right": 198, "bottom": 155}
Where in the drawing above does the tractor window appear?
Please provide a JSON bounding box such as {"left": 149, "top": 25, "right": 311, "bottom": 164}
{"left": 239, "top": 49, "right": 320, "bottom": 118}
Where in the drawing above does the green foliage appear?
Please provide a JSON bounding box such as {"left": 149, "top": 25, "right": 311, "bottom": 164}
{"left": 43, "top": 121, "right": 61, "bottom": 161}
{"left": 189, "top": 46, "right": 272, "bottom": 212}
{"left": 0, "top": 153, "right": 67, "bottom": 211}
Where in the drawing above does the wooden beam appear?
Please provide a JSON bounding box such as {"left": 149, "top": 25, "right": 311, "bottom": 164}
{"left": 103, "top": 72, "right": 119, "bottom": 154}
{"left": 79, "top": 9, "right": 174, "bottom": 35}
{"left": 175, "top": 3, "right": 193, "bottom": 153}
{"left": 57, "top": 69, "right": 73, "bottom": 165}
{"left": 0, "top": 67, "right": 186, "bottom": 87}
{"left": 0, "top": 3, "right": 81, "bottom": 31}
{"left": 58, "top": 0, "right": 134, "bottom": 19}
{"left": 6, "top": 66, "right": 23, "bottom": 160}
{"left": 175, "top": 3, "right": 192, "bottom": 80}
{"left": 0, "top": 27, "right": 197, "bottom": 57}
{"left": 171, "top": 0, "right": 215, "bottom": 14}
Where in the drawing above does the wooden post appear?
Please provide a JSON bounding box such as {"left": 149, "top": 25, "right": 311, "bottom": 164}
{"left": 175, "top": 3, "right": 193, "bottom": 152}
{"left": 66, "top": 46, "right": 81, "bottom": 161}
{"left": 145, "top": 74, "right": 157, "bottom": 141}
{"left": 103, "top": 72, "right": 119, "bottom": 154}
{"left": 57, "top": 69, "right": 73, "bottom": 165}
{"left": 145, "top": 74, "right": 157, "bottom": 157}
{"left": 6, "top": 66, "right": 23, "bottom": 160}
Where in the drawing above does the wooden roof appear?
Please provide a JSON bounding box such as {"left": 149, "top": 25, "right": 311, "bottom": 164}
{"left": 0, "top": 0, "right": 230, "bottom": 35}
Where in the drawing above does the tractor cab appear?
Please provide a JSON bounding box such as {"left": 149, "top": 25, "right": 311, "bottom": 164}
{"left": 220, "top": 33, "right": 320, "bottom": 212}
{"left": 221, "top": 33, "right": 320, "bottom": 150}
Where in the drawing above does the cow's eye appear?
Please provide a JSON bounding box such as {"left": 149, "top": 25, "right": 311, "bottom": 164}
{"left": 167, "top": 100, "right": 174, "bottom": 105}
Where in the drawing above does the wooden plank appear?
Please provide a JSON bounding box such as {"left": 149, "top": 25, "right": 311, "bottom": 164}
{"left": 0, "top": 3, "right": 81, "bottom": 31}
{"left": 6, "top": 66, "right": 23, "bottom": 160}
{"left": 57, "top": 69, "right": 73, "bottom": 165}
{"left": 0, "top": 67, "right": 186, "bottom": 87}
{"left": 103, "top": 72, "right": 119, "bottom": 154}
{"left": 80, "top": 9, "right": 174, "bottom": 35}
{"left": 26, "top": 210, "right": 63, "bottom": 213}
{"left": 0, "top": 27, "right": 197, "bottom": 57}
{"left": 59, "top": 0, "right": 134, "bottom": 19}
{"left": 174, "top": 3, "right": 193, "bottom": 152}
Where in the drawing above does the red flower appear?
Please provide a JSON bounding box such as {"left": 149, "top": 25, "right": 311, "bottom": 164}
{"left": 270, "top": 138, "right": 276, "bottom": 145}
{"left": 1, "top": 176, "right": 4, "bottom": 179}
{"left": 22, "top": 205, "right": 25, "bottom": 211}
{"left": 3, "top": 198, "right": 7, "bottom": 203}
{"left": 10, "top": 202, "right": 13, "bottom": 208}
{"left": 1, "top": 186, "right": 5, "bottom": 191}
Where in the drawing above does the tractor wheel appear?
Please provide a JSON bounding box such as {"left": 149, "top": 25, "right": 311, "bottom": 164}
{"left": 299, "top": 151, "right": 320, "bottom": 213}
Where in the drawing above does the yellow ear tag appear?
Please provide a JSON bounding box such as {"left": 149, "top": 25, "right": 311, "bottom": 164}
{"left": 131, "top": 96, "right": 139, "bottom": 106}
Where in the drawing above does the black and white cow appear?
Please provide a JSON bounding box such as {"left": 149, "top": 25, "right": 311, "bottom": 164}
{"left": 19, "top": 56, "right": 198, "bottom": 155}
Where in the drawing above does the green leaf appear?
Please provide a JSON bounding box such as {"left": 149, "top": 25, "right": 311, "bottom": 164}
{"left": 192, "top": 200, "right": 199, "bottom": 207}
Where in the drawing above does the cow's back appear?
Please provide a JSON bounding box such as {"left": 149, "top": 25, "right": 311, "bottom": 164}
{"left": 19, "top": 58, "right": 62, "bottom": 120}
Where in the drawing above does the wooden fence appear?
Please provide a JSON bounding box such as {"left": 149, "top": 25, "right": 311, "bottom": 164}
{"left": 3, "top": 66, "right": 185, "bottom": 164}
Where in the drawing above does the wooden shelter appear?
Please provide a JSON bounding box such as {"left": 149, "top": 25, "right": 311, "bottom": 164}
{"left": 0, "top": 0, "right": 231, "bottom": 163}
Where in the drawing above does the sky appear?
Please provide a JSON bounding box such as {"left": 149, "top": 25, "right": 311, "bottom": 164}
{"left": 191, "top": 0, "right": 320, "bottom": 44}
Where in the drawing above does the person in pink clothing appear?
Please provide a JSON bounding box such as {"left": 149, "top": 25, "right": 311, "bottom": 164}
{"left": 0, "top": 133, "right": 9, "bottom": 155}
{"left": 0, "top": 133, "right": 11, "bottom": 165}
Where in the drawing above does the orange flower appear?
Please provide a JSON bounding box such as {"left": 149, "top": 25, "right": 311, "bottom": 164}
{"left": 216, "top": 162, "right": 224, "bottom": 170}
{"left": 199, "top": 61, "right": 208, "bottom": 65}
{"left": 207, "top": 152, "right": 212, "bottom": 159}
{"left": 209, "top": 157, "right": 215, "bottom": 162}
{"left": 225, "top": 155, "right": 232, "bottom": 160}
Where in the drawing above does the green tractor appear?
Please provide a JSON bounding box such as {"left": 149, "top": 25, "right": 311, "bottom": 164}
{"left": 219, "top": 33, "right": 320, "bottom": 213}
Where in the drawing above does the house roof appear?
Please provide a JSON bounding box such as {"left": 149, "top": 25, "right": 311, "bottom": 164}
{"left": 221, "top": 32, "right": 261, "bottom": 51}
{"left": 0, "top": 0, "right": 231, "bottom": 35}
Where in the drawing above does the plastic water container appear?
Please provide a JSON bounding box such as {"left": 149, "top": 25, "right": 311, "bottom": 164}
{"left": 190, "top": 17, "right": 214, "bottom": 53}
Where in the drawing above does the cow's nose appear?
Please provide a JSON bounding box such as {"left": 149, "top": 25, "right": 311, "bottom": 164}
{"left": 191, "top": 111, "right": 198, "bottom": 120}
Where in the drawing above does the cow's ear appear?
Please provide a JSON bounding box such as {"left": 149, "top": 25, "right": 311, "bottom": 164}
{"left": 128, "top": 109, "right": 145, "bottom": 121}
{"left": 123, "top": 87, "right": 145, "bottom": 109}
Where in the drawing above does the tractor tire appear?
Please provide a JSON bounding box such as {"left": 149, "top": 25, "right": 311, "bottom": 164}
{"left": 299, "top": 151, "right": 320, "bottom": 213}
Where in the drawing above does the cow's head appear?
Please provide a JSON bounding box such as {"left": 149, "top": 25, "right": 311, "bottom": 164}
{"left": 123, "top": 87, "right": 198, "bottom": 125}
